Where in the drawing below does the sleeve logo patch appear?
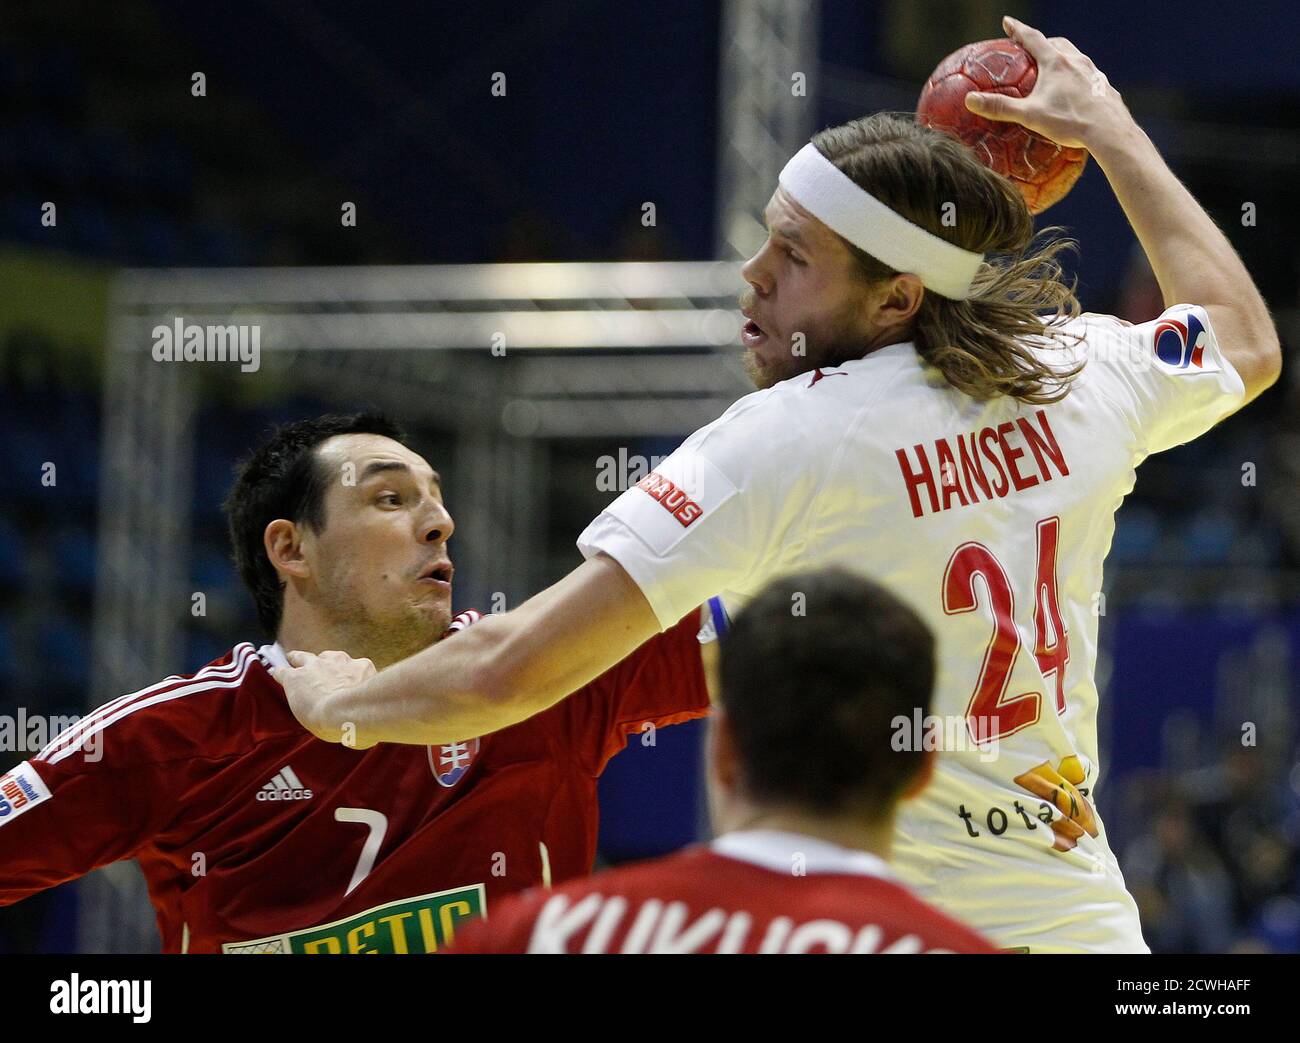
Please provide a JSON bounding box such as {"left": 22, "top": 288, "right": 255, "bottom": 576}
{"left": 0, "top": 760, "right": 52, "bottom": 824}
{"left": 608, "top": 452, "right": 739, "bottom": 557}
{"left": 635, "top": 471, "right": 705, "bottom": 527}
{"left": 1153, "top": 310, "right": 1207, "bottom": 370}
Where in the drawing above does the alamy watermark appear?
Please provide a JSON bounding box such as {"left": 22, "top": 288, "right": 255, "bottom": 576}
{"left": 596, "top": 448, "right": 669, "bottom": 492}
{"left": 151, "top": 317, "right": 261, "bottom": 372}
{"left": 891, "top": 710, "right": 1000, "bottom": 763}
{"left": 0, "top": 709, "right": 99, "bottom": 760}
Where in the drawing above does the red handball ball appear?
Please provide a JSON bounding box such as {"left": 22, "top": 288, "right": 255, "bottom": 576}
{"left": 917, "top": 38, "right": 1088, "bottom": 214}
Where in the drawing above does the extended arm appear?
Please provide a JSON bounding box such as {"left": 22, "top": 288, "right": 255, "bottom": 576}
{"left": 968, "top": 16, "right": 1281, "bottom": 402}
{"left": 277, "top": 552, "right": 662, "bottom": 748}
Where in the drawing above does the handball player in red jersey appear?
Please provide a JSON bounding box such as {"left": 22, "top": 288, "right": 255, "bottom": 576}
{"left": 449, "top": 569, "right": 999, "bottom": 954}
{"left": 0, "top": 413, "right": 710, "bottom": 952}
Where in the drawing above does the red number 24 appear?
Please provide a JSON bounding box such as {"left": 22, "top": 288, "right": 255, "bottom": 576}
{"left": 941, "top": 517, "right": 1070, "bottom": 744}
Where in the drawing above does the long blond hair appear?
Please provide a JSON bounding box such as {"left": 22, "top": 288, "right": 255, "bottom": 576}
{"left": 811, "top": 113, "right": 1083, "bottom": 404}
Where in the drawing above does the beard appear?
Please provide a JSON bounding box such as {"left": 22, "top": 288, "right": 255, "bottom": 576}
{"left": 317, "top": 575, "right": 451, "bottom": 669}
{"left": 354, "top": 606, "right": 448, "bottom": 669}
{"left": 742, "top": 313, "right": 872, "bottom": 390}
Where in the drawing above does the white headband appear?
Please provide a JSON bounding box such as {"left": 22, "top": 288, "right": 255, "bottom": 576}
{"left": 777, "top": 143, "right": 984, "bottom": 300}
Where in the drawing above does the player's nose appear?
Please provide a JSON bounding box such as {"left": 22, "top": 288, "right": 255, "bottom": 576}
{"left": 741, "top": 246, "right": 773, "bottom": 298}
{"left": 419, "top": 499, "right": 454, "bottom": 545}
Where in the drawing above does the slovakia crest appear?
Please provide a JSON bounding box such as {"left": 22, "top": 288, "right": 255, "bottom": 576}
{"left": 1152, "top": 311, "right": 1207, "bottom": 369}
{"left": 428, "top": 737, "right": 479, "bottom": 788}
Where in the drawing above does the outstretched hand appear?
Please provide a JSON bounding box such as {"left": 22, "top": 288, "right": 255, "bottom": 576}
{"left": 965, "top": 15, "right": 1133, "bottom": 152}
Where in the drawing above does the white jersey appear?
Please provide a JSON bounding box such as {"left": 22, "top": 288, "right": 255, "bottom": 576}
{"left": 578, "top": 303, "right": 1245, "bottom": 953}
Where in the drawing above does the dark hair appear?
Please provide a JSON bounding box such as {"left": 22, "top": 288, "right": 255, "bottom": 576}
{"left": 223, "top": 412, "right": 408, "bottom": 638}
{"left": 811, "top": 112, "right": 1083, "bottom": 404}
{"left": 719, "top": 568, "right": 935, "bottom": 817}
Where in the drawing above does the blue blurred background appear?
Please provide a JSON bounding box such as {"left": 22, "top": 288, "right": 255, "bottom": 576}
{"left": 1, "top": 0, "right": 1297, "bottom": 953}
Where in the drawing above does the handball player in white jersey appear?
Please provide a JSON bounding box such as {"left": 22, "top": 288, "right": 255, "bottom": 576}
{"left": 274, "top": 18, "right": 1281, "bottom": 952}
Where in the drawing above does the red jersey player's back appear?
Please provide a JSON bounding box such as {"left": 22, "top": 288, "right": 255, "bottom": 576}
{"left": 448, "top": 829, "right": 999, "bottom": 954}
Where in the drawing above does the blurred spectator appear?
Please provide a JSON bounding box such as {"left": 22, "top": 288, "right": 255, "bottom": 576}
{"left": 1182, "top": 745, "right": 1298, "bottom": 922}
{"left": 1124, "top": 797, "right": 1236, "bottom": 953}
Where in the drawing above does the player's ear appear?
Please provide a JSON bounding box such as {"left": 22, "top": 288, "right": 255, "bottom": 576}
{"left": 264, "top": 518, "right": 311, "bottom": 581}
{"left": 878, "top": 273, "right": 925, "bottom": 326}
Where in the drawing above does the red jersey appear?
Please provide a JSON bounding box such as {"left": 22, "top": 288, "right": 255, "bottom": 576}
{"left": 447, "top": 829, "right": 1000, "bottom": 953}
{"left": 0, "top": 610, "right": 708, "bottom": 953}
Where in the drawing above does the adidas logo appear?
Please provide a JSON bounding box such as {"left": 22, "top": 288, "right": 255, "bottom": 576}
{"left": 257, "top": 766, "right": 313, "bottom": 802}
